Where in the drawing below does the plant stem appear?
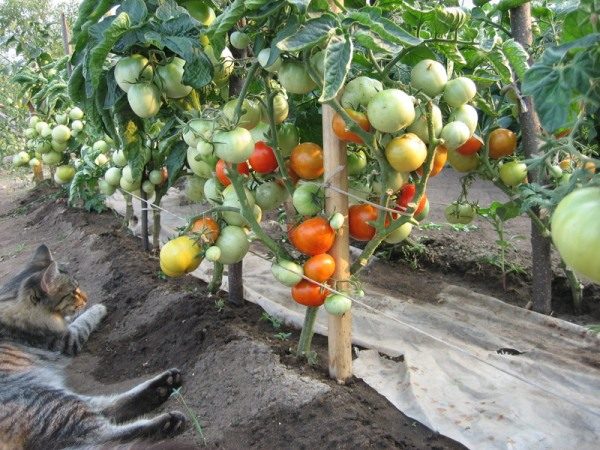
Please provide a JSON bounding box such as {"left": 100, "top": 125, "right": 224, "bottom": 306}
{"left": 561, "top": 261, "right": 583, "bottom": 314}
{"left": 208, "top": 262, "right": 224, "bottom": 294}
{"left": 152, "top": 208, "right": 161, "bottom": 251}
{"left": 296, "top": 306, "right": 319, "bottom": 357}
{"left": 232, "top": 61, "right": 260, "bottom": 123}
{"left": 124, "top": 192, "right": 133, "bottom": 227}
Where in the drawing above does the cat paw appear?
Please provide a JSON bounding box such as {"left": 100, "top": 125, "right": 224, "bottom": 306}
{"left": 157, "top": 411, "right": 187, "bottom": 437}
{"left": 92, "top": 304, "right": 108, "bottom": 318}
{"left": 138, "top": 368, "right": 183, "bottom": 410}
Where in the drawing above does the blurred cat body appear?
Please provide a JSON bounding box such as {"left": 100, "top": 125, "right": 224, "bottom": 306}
{"left": 0, "top": 245, "right": 186, "bottom": 450}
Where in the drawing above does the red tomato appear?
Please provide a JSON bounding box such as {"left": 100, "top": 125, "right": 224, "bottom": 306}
{"left": 331, "top": 109, "right": 371, "bottom": 144}
{"left": 349, "top": 204, "right": 378, "bottom": 241}
{"left": 190, "top": 217, "right": 220, "bottom": 243}
{"left": 303, "top": 254, "right": 336, "bottom": 283}
{"left": 288, "top": 217, "right": 335, "bottom": 256}
{"left": 416, "top": 145, "right": 447, "bottom": 177}
{"left": 396, "top": 183, "right": 427, "bottom": 217}
{"left": 456, "top": 135, "right": 483, "bottom": 156}
{"left": 291, "top": 279, "right": 328, "bottom": 307}
{"left": 216, "top": 159, "right": 250, "bottom": 186}
{"left": 249, "top": 141, "right": 278, "bottom": 174}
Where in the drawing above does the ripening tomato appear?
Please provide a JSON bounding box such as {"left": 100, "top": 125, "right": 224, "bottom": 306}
{"left": 456, "top": 135, "right": 483, "bottom": 156}
{"left": 447, "top": 148, "right": 479, "bottom": 172}
{"left": 349, "top": 204, "right": 379, "bottom": 241}
{"left": 288, "top": 217, "right": 335, "bottom": 256}
{"left": 331, "top": 109, "right": 371, "bottom": 144}
{"left": 291, "top": 279, "right": 328, "bottom": 307}
{"left": 290, "top": 142, "right": 324, "bottom": 180}
{"left": 190, "top": 217, "right": 220, "bottom": 243}
{"left": 303, "top": 254, "right": 336, "bottom": 283}
{"left": 417, "top": 145, "right": 447, "bottom": 177}
{"left": 215, "top": 159, "right": 250, "bottom": 186}
{"left": 249, "top": 141, "right": 278, "bottom": 174}
{"left": 488, "top": 128, "right": 517, "bottom": 159}
{"left": 395, "top": 183, "right": 427, "bottom": 217}
{"left": 385, "top": 133, "right": 427, "bottom": 173}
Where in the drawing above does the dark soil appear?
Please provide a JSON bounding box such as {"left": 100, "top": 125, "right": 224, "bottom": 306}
{"left": 0, "top": 174, "right": 464, "bottom": 449}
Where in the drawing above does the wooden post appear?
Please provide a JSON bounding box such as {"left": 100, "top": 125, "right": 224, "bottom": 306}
{"left": 510, "top": 4, "right": 553, "bottom": 314}
{"left": 60, "top": 13, "right": 72, "bottom": 76}
{"left": 323, "top": 0, "right": 352, "bottom": 384}
{"left": 140, "top": 186, "right": 150, "bottom": 252}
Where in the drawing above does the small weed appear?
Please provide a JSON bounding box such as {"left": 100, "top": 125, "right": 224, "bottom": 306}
{"left": 587, "top": 324, "right": 600, "bottom": 334}
{"left": 448, "top": 223, "right": 478, "bottom": 232}
{"left": 214, "top": 298, "right": 226, "bottom": 312}
{"left": 171, "top": 388, "right": 206, "bottom": 446}
{"left": 420, "top": 222, "right": 443, "bottom": 230}
{"left": 273, "top": 332, "right": 292, "bottom": 341}
{"left": 481, "top": 255, "right": 527, "bottom": 277}
{"left": 260, "top": 312, "right": 282, "bottom": 329}
{"left": 306, "top": 351, "right": 318, "bottom": 366}
{"left": 157, "top": 270, "right": 167, "bottom": 280}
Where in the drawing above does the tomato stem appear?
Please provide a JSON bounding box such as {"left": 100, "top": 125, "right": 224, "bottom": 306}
{"left": 296, "top": 306, "right": 319, "bottom": 358}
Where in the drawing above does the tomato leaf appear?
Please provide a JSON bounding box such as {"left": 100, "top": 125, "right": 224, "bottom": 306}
{"left": 165, "top": 141, "right": 188, "bottom": 188}
{"left": 209, "top": 0, "right": 245, "bottom": 38}
{"left": 502, "top": 39, "right": 530, "bottom": 81}
{"left": 345, "top": 8, "right": 422, "bottom": 47}
{"left": 320, "top": 34, "right": 353, "bottom": 102}
{"left": 277, "top": 15, "right": 338, "bottom": 52}
{"left": 182, "top": 48, "right": 214, "bottom": 89}
{"left": 118, "top": 0, "right": 148, "bottom": 25}
{"left": 354, "top": 27, "right": 403, "bottom": 54}
{"left": 286, "top": 0, "right": 310, "bottom": 14}
{"left": 488, "top": 48, "right": 513, "bottom": 84}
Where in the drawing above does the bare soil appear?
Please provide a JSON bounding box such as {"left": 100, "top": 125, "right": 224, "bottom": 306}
{"left": 0, "top": 171, "right": 464, "bottom": 449}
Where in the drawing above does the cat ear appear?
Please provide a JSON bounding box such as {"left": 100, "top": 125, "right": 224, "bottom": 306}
{"left": 40, "top": 262, "right": 61, "bottom": 295}
{"left": 30, "top": 245, "right": 53, "bottom": 268}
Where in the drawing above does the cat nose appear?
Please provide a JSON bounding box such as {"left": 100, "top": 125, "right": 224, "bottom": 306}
{"left": 74, "top": 288, "right": 88, "bottom": 307}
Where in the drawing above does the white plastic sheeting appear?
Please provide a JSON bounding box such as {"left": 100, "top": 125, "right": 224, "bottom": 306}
{"left": 107, "top": 191, "right": 600, "bottom": 450}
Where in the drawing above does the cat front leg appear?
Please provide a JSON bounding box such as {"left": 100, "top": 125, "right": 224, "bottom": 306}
{"left": 97, "top": 411, "right": 187, "bottom": 443}
{"left": 61, "top": 304, "right": 107, "bottom": 355}
{"left": 86, "top": 368, "right": 183, "bottom": 423}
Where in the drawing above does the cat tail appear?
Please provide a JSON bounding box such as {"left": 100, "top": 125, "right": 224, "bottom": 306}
{"left": 60, "top": 304, "right": 107, "bottom": 355}
{"left": 64, "top": 442, "right": 198, "bottom": 450}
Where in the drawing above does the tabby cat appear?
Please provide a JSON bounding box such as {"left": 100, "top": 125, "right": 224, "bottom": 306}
{"left": 0, "top": 245, "right": 186, "bottom": 450}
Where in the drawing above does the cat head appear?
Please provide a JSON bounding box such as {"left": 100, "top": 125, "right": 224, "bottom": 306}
{"left": 17, "top": 245, "right": 87, "bottom": 317}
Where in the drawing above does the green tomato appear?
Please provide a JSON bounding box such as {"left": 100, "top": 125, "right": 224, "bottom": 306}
{"left": 54, "top": 165, "right": 75, "bottom": 185}
{"left": 367, "top": 89, "right": 415, "bottom": 133}
{"left": 205, "top": 246, "right": 222, "bottom": 262}
{"left": 127, "top": 82, "right": 161, "bottom": 118}
{"left": 37, "top": 141, "right": 52, "bottom": 154}
{"left": 205, "top": 45, "right": 234, "bottom": 86}
{"left": 28, "top": 157, "right": 41, "bottom": 168}
{"left": 112, "top": 150, "right": 127, "bottom": 167}
{"left": 250, "top": 121, "right": 270, "bottom": 143}
{"left": 52, "top": 125, "right": 71, "bottom": 143}
{"left": 347, "top": 150, "right": 368, "bottom": 175}
{"left": 98, "top": 179, "right": 116, "bottom": 196}
{"left": 499, "top": 160, "right": 527, "bottom": 187}
{"left": 271, "top": 94, "right": 289, "bottom": 125}
{"left": 156, "top": 57, "right": 192, "bottom": 99}
{"left": 187, "top": 146, "right": 214, "bottom": 178}
{"left": 120, "top": 175, "right": 141, "bottom": 192}
{"left": 254, "top": 181, "right": 287, "bottom": 211}
{"left": 183, "top": 118, "right": 214, "bottom": 147}
{"left": 114, "top": 55, "right": 153, "bottom": 93}
{"left": 271, "top": 259, "right": 304, "bottom": 287}
{"left": 213, "top": 127, "right": 254, "bottom": 164}
{"left": 51, "top": 140, "right": 68, "bottom": 152}
{"left": 121, "top": 165, "right": 138, "bottom": 183}
{"left": 549, "top": 165, "right": 563, "bottom": 179}
{"left": 410, "top": 59, "right": 448, "bottom": 97}
{"left": 94, "top": 154, "right": 110, "bottom": 167}
{"left": 277, "top": 123, "right": 299, "bottom": 157}
{"left": 278, "top": 61, "right": 317, "bottom": 95}
{"left": 55, "top": 113, "right": 68, "bottom": 125}
{"left": 551, "top": 187, "right": 600, "bottom": 283}
{"left": 407, "top": 104, "right": 443, "bottom": 144}
{"left": 196, "top": 140, "right": 214, "bottom": 157}
{"left": 449, "top": 104, "right": 478, "bottom": 136}
{"left": 203, "top": 177, "right": 223, "bottom": 205}
{"left": 69, "top": 107, "right": 84, "bottom": 120}
{"left": 93, "top": 140, "right": 109, "bottom": 153}
{"left": 14, "top": 151, "right": 30, "bottom": 166}
{"left": 182, "top": 1, "right": 215, "bottom": 25}
{"left": 341, "top": 76, "right": 383, "bottom": 109}
{"left": 223, "top": 98, "right": 261, "bottom": 130}
{"left": 149, "top": 169, "right": 163, "bottom": 185}
{"left": 324, "top": 294, "right": 352, "bottom": 316}
{"left": 443, "top": 77, "right": 477, "bottom": 108}
{"left": 230, "top": 31, "right": 251, "bottom": 50}
{"left": 185, "top": 176, "right": 206, "bottom": 202}
{"left": 42, "top": 151, "right": 62, "bottom": 166}
{"left": 293, "top": 182, "right": 324, "bottom": 216}
{"left": 142, "top": 180, "right": 155, "bottom": 195}
{"left": 24, "top": 128, "right": 37, "bottom": 139}
{"left": 444, "top": 202, "right": 476, "bottom": 224}
{"left": 221, "top": 185, "right": 255, "bottom": 226}
{"left": 29, "top": 116, "right": 40, "bottom": 127}
{"left": 216, "top": 225, "right": 250, "bottom": 264}
{"left": 257, "top": 48, "right": 282, "bottom": 72}
{"left": 71, "top": 120, "right": 84, "bottom": 132}
{"left": 440, "top": 121, "right": 470, "bottom": 150}
{"left": 329, "top": 212, "right": 344, "bottom": 230}
{"left": 104, "top": 167, "right": 122, "bottom": 187}
{"left": 384, "top": 222, "right": 413, "bottom": 244}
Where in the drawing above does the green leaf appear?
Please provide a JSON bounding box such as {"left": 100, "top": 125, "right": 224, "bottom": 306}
{"left": 86, "top": 13, "right": 131, "bottom": 96}
{"left": 346, "top": 8, "right": 422, "bottom": 47}
{"left": 488, "top": 48, "right": 513, "bottom": 84}
{"left": 286, "top": 0, "right": 310, "bottom": 13}
{"left": 103, "top": 67, "right": 125, "bottom": 109}
{"left": 182, "top": 49, "right": 214, "bottom": 89}
{"left": 320, "top": 34, "right": 353, "bottom": 103}
{"left": 435, "top": 43, "right": 467, "bottom": 65}
{"left": 118, "top": 0, "right": 148, "bottom": 24}
{"left": 73, "top": 0, "right": 113, "bottom": 36}
{"left": 354, "top": 27, "right": 403, "bottom": 54}
{"left": 155, "top": 0, "right": 188, "bottom": 21}
{"left": 68, "top": 64, "right": 86, "bottom": 105}
{"left": 277, "top": 15, "right": 338, "bottom": 52}
{"left": 165, "top": 141, "right": 188, "bottom": 188}
{"left": 502, "top": 39, "right": 530, "bottom": 81}
{"left": 210, "top": 0, "right": 245, "bottom": 38}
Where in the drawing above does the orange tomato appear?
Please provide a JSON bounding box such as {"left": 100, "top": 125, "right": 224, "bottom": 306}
{"left": 331, "top": 109, "right": 371, "bottom": 144}
{"left": 288, "top": 217, "right": 335, "bottom": 256}
{"left": 215, "top": 159, "right": 250, "bottom": 186}
{"left": 303, "top": 254, "right": 336, "bottom": 283}
{"left": 417, "top": 145, "right": 447, "bottom": 177}
{"left": 488, "top": 128, "right": 517, "bottom": 159}
{"left": 290, "top": 142, "right": 324, "bottom": 180}
{"left": 291, "top": 279, "right": 328, "bottom": 307}
{"left": 456, "top": 135, "right": 483, "bottom": 156}
{"left": 349, "top": 204, "right": 378, "bottom": 241}
{"left": 190, "top": 217, "right": 220, "bottom": 244}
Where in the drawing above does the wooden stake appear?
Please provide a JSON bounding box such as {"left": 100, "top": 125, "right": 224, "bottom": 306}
{"left": 323, "top": 104, "right": 353, "bottom": 382}
{"left": 60, "top": 13, "right": 72, "bottom": 76}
